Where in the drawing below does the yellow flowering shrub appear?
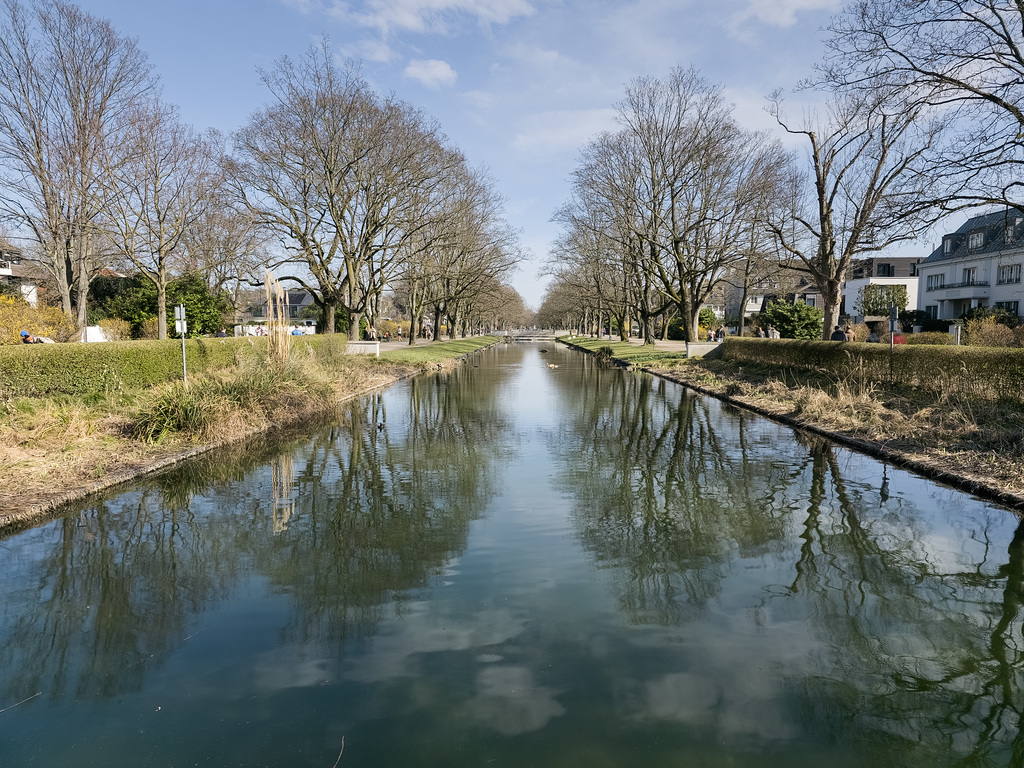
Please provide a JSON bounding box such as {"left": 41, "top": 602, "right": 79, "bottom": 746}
{"left": 0, "top": 296, "right": 76, "bottom": 344}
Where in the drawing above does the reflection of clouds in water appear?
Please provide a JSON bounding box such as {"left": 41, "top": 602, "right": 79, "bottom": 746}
{"left": 346, "top": 605, "right": 527, "bottom": 682}
{"left": 630, "top": 615, "right": 817, "bottom": 742}
{"left": 254, "top": 652, "right": 334, "bottom": 691}
{"left": 465, "top": 665, "right": 566, "bottom": 736}
{"left": 641, "top": 668, "right": 798, "bottom": 742}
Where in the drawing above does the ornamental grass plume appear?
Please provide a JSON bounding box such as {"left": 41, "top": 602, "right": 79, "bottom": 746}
{"left": 265, "top": 270, "right": 291, "bottom": 365}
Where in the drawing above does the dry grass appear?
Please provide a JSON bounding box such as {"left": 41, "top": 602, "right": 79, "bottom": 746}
{"left": 0, "top": 339, "right": 485, "bottom": 521}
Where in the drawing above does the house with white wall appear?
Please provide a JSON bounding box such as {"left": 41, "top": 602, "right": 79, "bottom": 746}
{"left": 0, "top": 240, "right": 37, "bottom": 307}
{"left": 842, "top": 256, "right": 923, "bottom": 322}
{"left": 917, "top": 209, "right": 1024, "bottom": 320}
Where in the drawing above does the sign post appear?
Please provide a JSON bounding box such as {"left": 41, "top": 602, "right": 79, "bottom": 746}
{"left": 888, "top": 304, "right": 898, "bottom": 382}
{"left": 174, "top": 304, "right": 188, "bottom": 386}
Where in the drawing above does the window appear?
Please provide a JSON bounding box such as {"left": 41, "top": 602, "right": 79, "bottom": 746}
{"left": 962, "top": 267, "right": 977, "bottom": 284}
{"left": 944, "top": 239, "right": 953, "bottom": 254}
{"left": 997, "top": 263, "right": 1022, "bottom": 284}
{"left": 995, "top": 301, "right": 1020, "bottom": 316}
{"left": 910, "top": 263, "right": 919, "bottom": 276}
{"left": 926, "top": 274, "right": 946, "bottom": 290}
{"left": 876, "top": 263, "right": 894, "bottom": 277}
{"left": 1007, "top": 225, "right": 1016, "bottom": 243}
{"left": 969, "top": 232, "right": 985, "bottom": 250}
{"left": 925, "top": 305, "right": 937, "bottom": 319}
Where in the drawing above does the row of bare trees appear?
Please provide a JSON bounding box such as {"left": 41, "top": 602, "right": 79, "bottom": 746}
{"left": 0, "top": 2, "right": 524, "bottom": 340}
{"left": 548, "top": 1, "right": 1024, "bottom": 341}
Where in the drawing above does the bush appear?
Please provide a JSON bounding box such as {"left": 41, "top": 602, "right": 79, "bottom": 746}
{"left": 759, "top": 300, "right": 824, "bottom": 340}
{"left": 0, "top": 334, "right": 348, "bottom": 397}
{"left": 906, "top": 331, "right": 954, "bottom": 345}
{"left": 98, "top": 317, "right": 131, "bottom": 341}
{"left": 0, "top": 296, "right": 77, "bottom": 344}
{"left": 964, "top": 316, "right": 1020, "bottom": 348}
{"left": 722, "top": 337, "right": 1024, "bottom": 401}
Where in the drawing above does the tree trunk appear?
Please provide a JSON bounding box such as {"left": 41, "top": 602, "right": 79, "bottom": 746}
{"left": 157, "top": 279, "right": 168, "bottom": 340}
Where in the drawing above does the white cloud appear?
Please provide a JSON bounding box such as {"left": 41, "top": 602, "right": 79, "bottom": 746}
{"left": 342, "top": 37, "right": 398, "bottom": 63}
{"left": 732, "top": 0, "right": 842, "bottom": 28}
{"left": 315, "top": 0, "right": 537, "bottom": 36}
{"left": 404, "top": 58, "right": 458, "bottom": 88}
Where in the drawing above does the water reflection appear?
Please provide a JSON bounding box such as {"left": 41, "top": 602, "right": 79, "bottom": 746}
{"left": 547, "top": 357, "right": 1024, "bottom": 765}
{"left": 0, "top": 361, "right": 506, "bottom": 710}
{"left": 0, "top": 344, "right": 1022, "bottom": 767}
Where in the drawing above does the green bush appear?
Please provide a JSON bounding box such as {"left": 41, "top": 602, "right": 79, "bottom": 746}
{"left": 759, "top": 300, "right": 824, "bottom": 340}
{"left": 0, "top": 334, "right": 348, "bottom": 397}
{"left": 722, "top": 337, "right": 1024, "bottom": 401}
{"left": 906, "top": 331, "right": 954, "bottom": 345}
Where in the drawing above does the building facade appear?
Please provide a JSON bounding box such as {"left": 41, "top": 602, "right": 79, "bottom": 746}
{"left": 917, "top": 209, "right": 1024, "bottom": 320}
{"left": 842, "top": 255, "right": 923, "bottom": 322}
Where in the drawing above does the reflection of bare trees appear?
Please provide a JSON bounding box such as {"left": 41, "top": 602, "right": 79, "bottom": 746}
{"left": 0, "top": 359, "right": 508, "bottom": 703}
{"left": 551, "top": 365, "right": 794, "bottom": 624}
{"left": 555, "top": 360, "right": 1024, "bottom": 763}
{"left": 269, "top": 366, "right": 508, "bottom": 648}
{"left": 0, "top": 494, "right": 232, "bottom": 702}
{"left": 780, "top": 438, "right": 1024, "bottom": 765}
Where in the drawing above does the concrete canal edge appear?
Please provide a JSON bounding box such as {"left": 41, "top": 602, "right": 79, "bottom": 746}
{"left": 0, "top": 342, "right": 498, "bottom": 536}
{"left": 559, "top": 337, "right": 1024, "bottom": 517}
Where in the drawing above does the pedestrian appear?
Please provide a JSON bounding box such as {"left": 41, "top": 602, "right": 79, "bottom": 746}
{"left": 20, "top": 330, "right": 42, "bottom": 344}
{"left": 757, "top": 327, "right": 766, "bottom": 338}
{"left": 216, "top": 327, "right": 228, "bottom": 338}
{"left": 830, "top": 325, "right": 848, "bottom": 341}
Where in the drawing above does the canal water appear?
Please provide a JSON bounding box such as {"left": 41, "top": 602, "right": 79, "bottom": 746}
{"left": 1, "top": 343, "right": 1022, "bottom": 767}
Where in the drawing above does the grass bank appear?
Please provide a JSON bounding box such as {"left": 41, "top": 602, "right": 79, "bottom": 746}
{"left": 561, "top": 335, "right": 1024, "bottom": 513}
{"left": 0, "top": 336, "right": 497, "bottom": 530}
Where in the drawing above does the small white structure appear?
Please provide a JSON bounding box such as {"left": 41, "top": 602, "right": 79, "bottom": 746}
{"left": 77, "top": 326, "right": 112, "bottom": 342}
{"left": 345, "top": 341, "right": 380, "bottom": 357}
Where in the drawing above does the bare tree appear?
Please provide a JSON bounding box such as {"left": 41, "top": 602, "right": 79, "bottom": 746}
{"left": 102, "top": 97, "right": 219, "bottom": 339}
{"left": 557, "top": 68, "right": 789, "bottom": 342}
{"left": 230, "top": 38, "right": 473, "bottom": 339}
{"left": 823, "top": 0, "right": 1024, "bottom": 206}
{"left": 0, "top": 0, "right": 153, "bottom": 327}
{"left": 766, "top": 89, "right": 946, "bottom": 338}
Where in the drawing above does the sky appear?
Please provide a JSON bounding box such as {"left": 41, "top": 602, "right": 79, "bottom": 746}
{"left": 72, "top": 0, "right": 865, "bottom": 309}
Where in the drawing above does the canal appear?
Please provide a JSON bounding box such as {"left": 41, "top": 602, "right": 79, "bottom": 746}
{"left": 1, "top": 342, "right": 1022, "bottom": 767}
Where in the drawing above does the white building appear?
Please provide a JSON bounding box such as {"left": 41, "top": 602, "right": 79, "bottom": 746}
{"left": 918, "top": 209, "right": 1023, "bottom": 320}
{"left": 0, "top": 242, "right": 36, "bottom": 307}
{"left": 842, "top": 256, "right": 924, "bottom": 323}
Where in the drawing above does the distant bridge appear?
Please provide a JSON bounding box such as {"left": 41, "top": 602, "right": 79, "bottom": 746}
{"left": 507, "top": 328, "right": 557, "bottom": 342}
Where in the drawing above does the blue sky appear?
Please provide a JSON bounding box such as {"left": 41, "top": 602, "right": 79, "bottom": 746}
{"left": 75, "top": 0, "right": 850, "bottom": 308}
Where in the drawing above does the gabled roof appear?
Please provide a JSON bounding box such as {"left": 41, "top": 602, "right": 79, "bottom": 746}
{"left": 923, "top": 207, "right": 1024, "bottom": 265}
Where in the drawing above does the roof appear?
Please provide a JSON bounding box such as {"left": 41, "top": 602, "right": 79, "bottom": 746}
{"left": 922, "top": 207, "right": 1024, "bottom": 265}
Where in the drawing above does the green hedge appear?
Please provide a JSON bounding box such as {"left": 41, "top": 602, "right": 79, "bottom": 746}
{"left": 722, "top": 337, "right": 1024, "bottom": 401}
{"left": 0, "top": 334, "right": 349, "bottom": 397}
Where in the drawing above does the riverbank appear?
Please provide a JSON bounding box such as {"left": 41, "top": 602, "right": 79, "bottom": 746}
{"left": 562, "top": 335, "right": 1024, "bottom": 515}
{"left": 0, "top": 336, "right": 498, "bottom": 533}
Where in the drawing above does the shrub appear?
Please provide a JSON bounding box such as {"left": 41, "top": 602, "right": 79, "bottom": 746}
{"left": 759, "top": 300, "right": 824, "bottom": 340}
{"left": 0, "top": 334, "right": 348, "bottom": 397}
{"left": 139, "top": 317, "right": 159, "bottom": 340}
{"left": 722, "top": 337, "right": 1024, "bottom": 401}
{"left": 98, "top": 318, "right": 131, "bottom": 341}
{"left": 906, "top": 331, "right": 954, "bottom": 345}
{"left": 964, "top": 316, "right": 1018, "bottom": 348}
{"left": 0, "top": 296, "right": 77, "bottom": 344}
